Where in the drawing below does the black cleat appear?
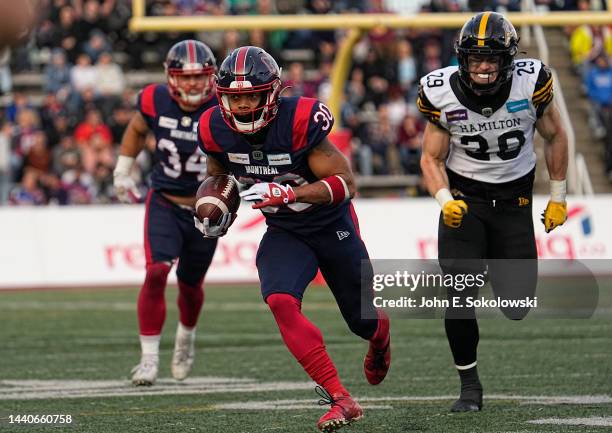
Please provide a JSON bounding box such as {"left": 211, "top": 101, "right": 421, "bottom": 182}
{"left": 450, "top": 388, "right": 482, "bottom": 412}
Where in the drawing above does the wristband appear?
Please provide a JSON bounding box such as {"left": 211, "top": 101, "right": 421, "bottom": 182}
{"left": 550, "top": 179, "right": 567, "bottom": 202}
{"left": 321, "top": 175, "right": 350, "bottom": 205}
{"left": 114, "top": 155, "right": 135, "bottom": 176}
{"left": 435, "top": 188, "right": 454, "bottom": 208}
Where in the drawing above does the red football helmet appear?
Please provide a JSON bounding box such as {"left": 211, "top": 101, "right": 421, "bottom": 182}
{"left": 216, "top": 46, "right": 282, "bottom": 133}
{"left": 164, "top": 40, "right": 217, "bottom": 108}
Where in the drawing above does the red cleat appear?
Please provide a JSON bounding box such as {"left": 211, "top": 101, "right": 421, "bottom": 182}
{"left": 364, "top": 313, "right": 391, "bottom": 385}
{"left": 317, "top": 391, "right": 363, "bottom": 432}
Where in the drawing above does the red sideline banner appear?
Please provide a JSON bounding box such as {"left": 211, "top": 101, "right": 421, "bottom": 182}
{"left": 0, "top": 196, "right": 611, "bottom": 289}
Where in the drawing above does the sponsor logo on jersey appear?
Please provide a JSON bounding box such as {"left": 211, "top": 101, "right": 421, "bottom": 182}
{"left": 245, "top": 165, "right": 279, "bottom": 175}
{"left": 252, "top": 150, "right": 264, "bottom": 161}
{"left": 228, "top": 153, "right": 251, "bottom": 164}
{"left": 267, "top": 153, "right": 292, "bottom": 166}
{"left": 458, "top": 118, "right": 521, "bottom": 133}
{"left": 159, "top": 116, "right": 178, "bottom": 129}
{"left": 506, "top": 99, "right": 530, "bottom": 113}
{"left": 336, "top": 230, "right": 350, "bottom": 240}
{"left": 446, "top": 109, "right": 468, "bottom": 123}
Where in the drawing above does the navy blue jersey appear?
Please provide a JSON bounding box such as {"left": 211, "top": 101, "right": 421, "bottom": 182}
{"left": 138, "top": 84, "right": 218, "bottom": 197}
{"left": 198, "top": 96, "right": 348, "bottom": 234}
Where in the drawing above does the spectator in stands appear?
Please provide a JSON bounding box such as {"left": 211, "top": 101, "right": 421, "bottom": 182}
{"left": 5, "top": 92, "right": 32, "bottom": 124}
{"left": 108, "top": 104, "right": 133, "bottom": 144}
{"left": 44, "top": 48, "right": 72, "bottom": 97}
{"left": 92, "top": 161, "right": 115, "bottom": 203}
{"left": 70, "top": 53, "right": 97, "bottom": 94}
{"left": 397, "top": 112, "right": 425, "bottom": 175}
{"left": 570, "top": 25, "right": 612, "bottom": 77}
{"left": 363, "top": 104, "right": 398, "bottom": 175}
{"left": 73, "top": 108, "right": 113, "bottom": 147}
{"left": 397, "top": 39, "right": 417, "bottom": 100}
{"left": 75, "top": 0, "right": 107, "bottom": 47}
{"left": 23, "top": 131, "right": 52, "bottom": 176}
{"left": 0, "top": 48, "right": 11, "bottom": 95}
{"left": 585, "top": 53, "right": 612, "bottom": 176}
{"left": 83, "top": 29, "right": 112, "bottom": 64}
{"left": 57, "top": 5, "right": 80, "bottom": 63}
{"left": 52, "top": 136, "right": 82, "bottom": 177}
{"left": 94, "top": 52, "right": 126, "bottom": 97}
{"left": 81, "top": 132, "right": 114, "bottom": 174}
{"left": 10, "top": 109, "right": 42, "bottom": 182}
{"left": 8, "top": 168, "right": 46, "bottom": 205}
{"left": 61, "top": 163, "right": 95, "bottom": 205}
{"left": 283, "top": 62, "right": 318, "bottom": 98}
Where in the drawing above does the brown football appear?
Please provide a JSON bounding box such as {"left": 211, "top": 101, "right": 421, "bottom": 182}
{"left": 195, "top": 175, "right": 240, "bottom": 224}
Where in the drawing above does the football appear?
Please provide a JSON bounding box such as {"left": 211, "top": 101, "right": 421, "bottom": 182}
{"left": 194, "top": 175, "right": 240, "bottom": 224}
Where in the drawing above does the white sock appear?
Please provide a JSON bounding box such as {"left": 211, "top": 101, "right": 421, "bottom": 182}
{"left": 140, "top": 335, "right": 161, "bottom": 357}
{"left": 176, "top": 322, "right": 196, "bottom": 340}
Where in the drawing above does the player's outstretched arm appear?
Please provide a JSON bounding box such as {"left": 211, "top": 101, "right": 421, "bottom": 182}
{"left": 420, "top": 122, "right": 467, "bottom": 228}
{"left": 536, "top": 101, "right": 569, "bottom": 233}
{"left": 113, "top": 112, "right": 149, "bottom": 203}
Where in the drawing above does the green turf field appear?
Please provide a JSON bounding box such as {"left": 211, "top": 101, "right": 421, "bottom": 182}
{"left": 1, "top": 284, "right": 611, "bottom": 433}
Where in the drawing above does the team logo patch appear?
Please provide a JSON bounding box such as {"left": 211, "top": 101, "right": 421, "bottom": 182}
{"left": 267, "top": 153, "right": 292, "bottom": 166}
{"left": 445, "top": 109, "right": 468, "bottom": 122}
{"left": 518, "top": 197, "right": 530, "bottom": 207}
{"left": 336, "top": 231, "right": 350, "bottom": 241}
{"left": 228, "top": 153, "right": 250, "bottom": 164}
{"left": 252, "top": 151, "right": 264, "bottom": 161}
{"left": 181, "top": 116, "right": 192, "bottom": 128}
{"left": 159, "top": 116, "right": 178, "bottom": 129}
{"left": 506, "top": 99, "right": 529, "bottom": 113}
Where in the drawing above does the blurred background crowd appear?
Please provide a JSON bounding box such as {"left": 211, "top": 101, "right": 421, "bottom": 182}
{"left": 0, "top": 0, "right": 610, "bottom": 206}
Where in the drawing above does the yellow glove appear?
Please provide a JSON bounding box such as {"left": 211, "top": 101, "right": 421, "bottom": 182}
{"left": 541, "top": 200, "right": 567, "bottom": 233}
{"left": 442, "top": 200, "right": 468, "bottom": 228}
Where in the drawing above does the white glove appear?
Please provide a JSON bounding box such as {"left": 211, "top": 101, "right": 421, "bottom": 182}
{"left": 239, "top": 183, "right": 273, "bottom": 202}
{"left": 193, "top": 213, "right": 233, "bottom": 238}
{"left": 113, "top": 155, "right": 141, "bottom": 203}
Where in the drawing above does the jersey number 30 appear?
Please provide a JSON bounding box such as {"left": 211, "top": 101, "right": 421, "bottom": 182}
{"left": 461, "top": 130, "right": 526, "bottom": 161}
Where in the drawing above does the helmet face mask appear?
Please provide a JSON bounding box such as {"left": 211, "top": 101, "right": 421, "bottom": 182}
{"left": 216, "top": 46, "right": 282, "bottom": 134}
{"left": 455, "top": 12, "right": 519, "bottom": 95}
{"left": 164, "top": 40, "right": 217, "bottom": 108}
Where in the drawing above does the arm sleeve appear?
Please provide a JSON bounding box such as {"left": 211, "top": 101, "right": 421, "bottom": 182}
{"left": 416, "top": 84, "right": 442, "bottom": 126}
{"left": 532, "top": 64, "right": 554, "bottom": 118}
{"left": 137, "top": 84, "right": 158, "bottom": 129}
{"left": 306, "top": 100, "right": 334, "bottom": 149}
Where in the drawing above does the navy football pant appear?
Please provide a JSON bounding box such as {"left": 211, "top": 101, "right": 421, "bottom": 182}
{"left": 256, "top": 205, "right": 378, "bottom": 340}
{"left": 139, "top": 190, "right": 217, "bottom": 335}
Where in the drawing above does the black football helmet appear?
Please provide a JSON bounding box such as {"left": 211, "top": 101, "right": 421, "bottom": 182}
{"left": 216, "top": 46, "right": 282, "bottom": 133}
{"left": 455, "top": 12, "right": 519, "bottom": 94}
{"left": 164, "top": 40, "right": 217, "bottom": 107}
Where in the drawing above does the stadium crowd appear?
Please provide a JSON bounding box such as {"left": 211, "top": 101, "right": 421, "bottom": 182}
{"left": 0, "top": 0, "right": 609, "bottom": 205}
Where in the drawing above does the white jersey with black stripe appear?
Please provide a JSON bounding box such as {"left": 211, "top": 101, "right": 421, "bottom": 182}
{"left": 418, "top": 59, "right": 551, "bottom": 184}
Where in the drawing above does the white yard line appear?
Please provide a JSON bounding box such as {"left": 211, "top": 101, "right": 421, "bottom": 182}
{"left": 2, "top": 378, "right": 611, "bottom": 408}
{"left": 528, "top": 417, "right": 612, "bottom": 427}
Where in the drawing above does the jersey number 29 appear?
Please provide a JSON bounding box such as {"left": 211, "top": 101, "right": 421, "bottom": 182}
{"left": 461, "top": 130, "right": 526, "bottom": 161}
